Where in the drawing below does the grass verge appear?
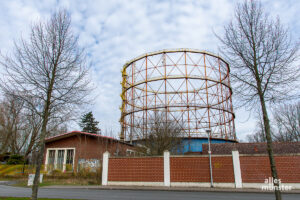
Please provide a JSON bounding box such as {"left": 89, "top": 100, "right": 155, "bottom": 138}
{"left": 12, "top": 177, "right": 100, "bottom": 187}
{"left": 0, "top": 198, "right": 79, "bottom": 200}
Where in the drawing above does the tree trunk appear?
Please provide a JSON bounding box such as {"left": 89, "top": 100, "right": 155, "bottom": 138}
{"left": 251, "top": 33, "right": 282, "bottom": 199}
{"left": 31, "top": 84, "right": 53, "bottom": 200}
{"left": 0, "top": 130, "right": 12, "bottom": 154}
{"left": 31, "top": 121, "right": 47, "bottom": 200}
{"left": 257, "top": 88, "right": 282, "bottom": 200}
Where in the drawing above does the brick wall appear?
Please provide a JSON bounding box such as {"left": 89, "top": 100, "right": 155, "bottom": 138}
{"left": 240, "top": 156, "right": 271, "bottom": 183}
{"left": 107, "top": 154, "right": 299, "bottom": 184}
{"left": 169, "top": 156, "right": 234, "bottom": 183}
{"left": 212, "top": 156, "right": 234, "bottom": 183}
{"left": 240, "top": 155, "right": 300, "bottom": 183}
{"left": 108, "top": 157, "right": 164, "bottom": 182}
{"left": 170, "top": 157, "right": 210, "bottom": 182}
{"left": 276, "top": 156, "right": 300, "bottom": 183}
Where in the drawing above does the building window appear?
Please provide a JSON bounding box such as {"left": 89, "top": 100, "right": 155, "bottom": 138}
{"left": 45, "top": 148, "right": 75, "bottom": 172}
{"left": 66, "top": 149, "right": 74, "bottom": 171}
{"left": 126, "top": 149, "right": 136, "bottom": 157}
{"left": 57, "top": 150, "right": 65, "bottom": 170}
{"left": 48, "top": 150, "right": 55, "bottom": 171}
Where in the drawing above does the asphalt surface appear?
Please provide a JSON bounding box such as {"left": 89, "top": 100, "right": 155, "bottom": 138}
{"left": 1, "top": 185, "right": 300, "bottom": 200}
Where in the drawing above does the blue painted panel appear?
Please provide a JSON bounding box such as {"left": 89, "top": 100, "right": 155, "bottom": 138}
{"left": 177, "top": 138, "right": 235, "bottom": 154}
{"left": 132, "top": 138, "right": 235, "bottom": 154}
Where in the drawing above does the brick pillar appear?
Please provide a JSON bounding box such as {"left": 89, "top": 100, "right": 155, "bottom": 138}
{"left": 102, "top": 151, "right": 110, "bottom": 185}
{"left": 164, "top": 150, "right": 170, "bottom": 186}
{"left": 232, "top": 150, "right": 242, "bottom": 188}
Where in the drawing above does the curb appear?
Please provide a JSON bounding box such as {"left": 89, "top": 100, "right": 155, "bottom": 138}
{"left": 41, "top": 185, "right": 300, "bottom": 194}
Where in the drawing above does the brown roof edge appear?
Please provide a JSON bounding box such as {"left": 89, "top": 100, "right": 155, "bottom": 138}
{"left": 130, "top": 137, "right": 237, "bottom": 143}
{"left": 45, "top": 131, "right": 133, "bottom": 146}
{"left": 202, "top": 142, "right": 300, "bottom": 154}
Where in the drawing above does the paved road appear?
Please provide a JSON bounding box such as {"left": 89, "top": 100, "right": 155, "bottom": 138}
{"left": 1, "top": 185, "right": 300, "bottom": 200}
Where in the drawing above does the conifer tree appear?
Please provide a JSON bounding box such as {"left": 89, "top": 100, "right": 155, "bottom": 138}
{"left": 79, "top": 111, "right": 100, "bottom": 134}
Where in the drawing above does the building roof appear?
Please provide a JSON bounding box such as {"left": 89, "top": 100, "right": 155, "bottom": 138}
{"left": 45, "top": 131, "right": 130, "bottom": 145}
{"left": 130, "top": 137, "right": 237, "bottom": 143}
{"left": 202, "top": 142, "right": 300, "bottom": 155}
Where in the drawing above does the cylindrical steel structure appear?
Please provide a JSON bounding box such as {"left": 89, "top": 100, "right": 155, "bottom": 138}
{"left": 120, "top": 49, "right": 236, "bottom": 142}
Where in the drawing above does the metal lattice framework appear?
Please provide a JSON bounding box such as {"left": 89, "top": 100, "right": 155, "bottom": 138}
{"left": 120, "top": 49, "right": 236, "bottom": 142}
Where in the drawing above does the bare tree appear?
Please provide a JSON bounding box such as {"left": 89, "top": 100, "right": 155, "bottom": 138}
{"left": 0, "top": 93, "right": 68, "bottom": 159}
{"left": 22, "top": 108, "right": 69, "bottom": 158}
{"left": 0, "top": 95, "right": 25, "bottom": 154}
{"left": 216, "top": 1, "right": 299, "bottom": 199}
{"left": 246, "top": 117, "right": 266, "bottom": 143}
{"left": 273, "top": 102, "right": 300, "bottom": 142}
{"left": 137, "top": 112, "right": 183, "bottom": 156}
{"left": 246, "top": 111, "right": 271, "bottom": 143}
{"left": 0, "top": 10, "right": 91, "bottom": 200}
{"left": 247, "top": 102, "right": 300, "bottom": 143}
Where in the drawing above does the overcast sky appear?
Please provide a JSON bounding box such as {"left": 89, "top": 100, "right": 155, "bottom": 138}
{"left": 0, "top": 0, "right": 299, "bottom": 140}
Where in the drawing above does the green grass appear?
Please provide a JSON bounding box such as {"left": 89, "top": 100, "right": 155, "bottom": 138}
{"left": 0, "top": 198, "right": 79, "bottom": 200}
{"left": 13, "top": 181, "right": 82, "bottom": 187}
{"left": 12, "top": 178, "right": 100, "bottom": 188}
{"left": 0, "top": 164, "right": 47, "bottom": 176}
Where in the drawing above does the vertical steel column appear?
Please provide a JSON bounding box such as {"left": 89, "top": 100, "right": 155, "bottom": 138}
{"left": 130, "top": 63, "right": 135, "bottom": 143}
{"left": 224, "top": 66, "right": 230, "bottom": 139}
{"left": 163, "top": 53, "right": 167, "bottom": 126}
{"left": 184, "top": 52, "right": 191, "bottom": 138}
{"left": 194, "top": 89, "right": 197, "bottom": 134}
{"left": 227, "top": 62, "right": 236, "bottom": 140}
{"left": 155, "top": 92, "right": 157, "bottom": 112}
{"left": 124, "top": 75, "right": 128, "bottom": 141}
{"left": 204, "top": 54, "right": 211, "bottom": 130}
{"left": 218, "top": 58, "right": 227, "bottom": 138}
{"left": 142, "top": 86, "right": 145, "bottom": 138}
{"left": 132, "top": 64, "right": 135, "bottom": 141}
{"left": 215, "top": 68, "right": 222, "bottom": 138}
{"left": 145, "top": 56, "right": 148, "bottom": 139}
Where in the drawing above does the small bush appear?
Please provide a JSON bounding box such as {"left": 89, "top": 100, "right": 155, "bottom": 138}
{"left": 0, "top": 152, "right": 11, "bottom": 162}
{"left": 7, "top": 155, "right": 24, "bottom": 165}
{"left": 51, "top": 169, "right": 63, "bottom": 176}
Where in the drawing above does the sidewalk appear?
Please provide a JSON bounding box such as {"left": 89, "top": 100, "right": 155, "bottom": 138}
{"left": 41, "top": 185, "right": 300, "bottom": 194}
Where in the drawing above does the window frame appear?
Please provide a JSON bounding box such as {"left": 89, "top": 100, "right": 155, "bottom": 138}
{"left": 45, "top": 147, "right": 76, "bottom": 172}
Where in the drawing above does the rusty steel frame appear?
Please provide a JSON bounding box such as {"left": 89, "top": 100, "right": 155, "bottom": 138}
{"left": 120, "top": 49, "right": 236, "bottom": 142}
